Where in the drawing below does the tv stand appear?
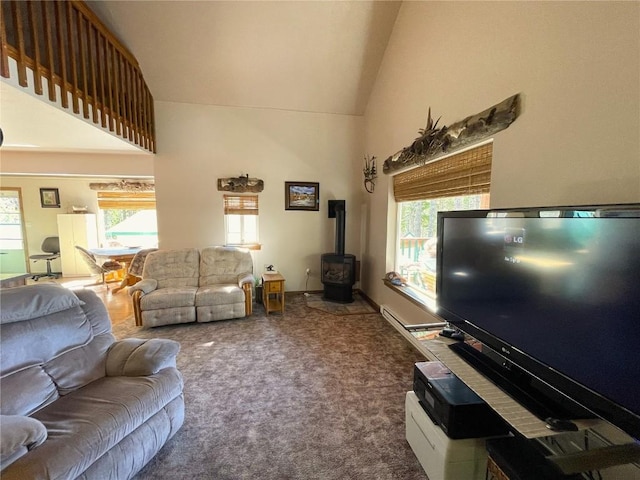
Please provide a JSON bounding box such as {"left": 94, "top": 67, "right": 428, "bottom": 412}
{"left": 449, "top": 342, "right": 593, "bottom": 422}
{"left": 401, "top": 336, "right": 640, "bottom": 476}
{"left": 418, "top": 338, "right": 604, "bottom": 439}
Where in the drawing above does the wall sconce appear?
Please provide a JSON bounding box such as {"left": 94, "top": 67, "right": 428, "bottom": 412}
{"left": 363, "top": 155, "right": 377, "bottom": 193}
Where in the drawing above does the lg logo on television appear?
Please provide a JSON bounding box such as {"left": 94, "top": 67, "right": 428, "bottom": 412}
{"left": 504, "top": 235, "right": 524, "bottom": 244}
{"left": 504, "top": 228, "right": 526, "bottom": 247}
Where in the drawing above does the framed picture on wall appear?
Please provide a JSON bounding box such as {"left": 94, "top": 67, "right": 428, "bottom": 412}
{"left": 40, "top": 188, "right": 60, "bottom": 208}
{"left": 284, "top": 182, "right": 319, "bottom": 211}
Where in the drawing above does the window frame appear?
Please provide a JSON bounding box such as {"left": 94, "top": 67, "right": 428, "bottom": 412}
{"left": 96, "top": 191, "right": 158, "bottom": 248}
{"left": 0, "top": 188, "right": 26, "bottom": 251}
{"left": 391, "top": 142, "right": 493, "bottom": 311}
{"left": 223, "top": 194, "right": 261, "bottom": 250}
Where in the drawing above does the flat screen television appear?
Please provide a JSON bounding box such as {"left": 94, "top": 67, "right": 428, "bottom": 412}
{"left": 436, "top": 204, "right": 640, "bottom": 440}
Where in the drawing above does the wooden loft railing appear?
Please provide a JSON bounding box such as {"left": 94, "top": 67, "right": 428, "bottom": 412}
{"left": 0, "top": 0, "right": 155, "bottom": 152}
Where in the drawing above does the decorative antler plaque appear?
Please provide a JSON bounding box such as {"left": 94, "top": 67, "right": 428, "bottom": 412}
{"left": 217, "top": 174, "right": 264, "bottom": 193}
{"left": 383, "top": 94, "right": 521, "bottom": 174}
{"left": 89, "top": 180, "right": 155, "bottom": 192}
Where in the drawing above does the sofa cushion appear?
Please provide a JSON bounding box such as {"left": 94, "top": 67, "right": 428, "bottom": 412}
{"left": 140, "top": 287, "right": 197, "bottom": 310}
{"left": 143, "top": 248, "right": 199, "bottom": 289}
{"left": 199, "top": 246, "right": 252, "bottom": 286}
{"left": 195, "top": 284, "right": 245, "bottom": 306}
{"left": 73, "top": 396, "right": 184, "bottom": 480}
{"left": 197, "top": 303, "right": 246, "bottom": 323}
{"left": 1, "top": 366, "right": 59, "bottom": 417}
{"left": 0, "top": 284, "right": 84, "bottom": 324}
{"left": 0, "top": 307, "right": 92, "bottom": 378}
{"left": 0, "top": 415, "right": 47, "bottom": 470}
{"left": 106, "top": 339, "right": 180, "bottom": 377}
{"left": 142, "top": 307, "right": 196, "bottom": 328}
{"left": 0, "top": 287, "right": 115, "bottom": 416}
{"left": 3, "top": 369, "right": 183, "bottom": 480}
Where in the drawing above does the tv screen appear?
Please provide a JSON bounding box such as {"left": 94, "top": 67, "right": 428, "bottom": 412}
{"left": 436, "top": 204, "right": 640, "bottom": 440}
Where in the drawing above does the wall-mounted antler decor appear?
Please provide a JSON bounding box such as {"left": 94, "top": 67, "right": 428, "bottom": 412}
{"left": 217, "top": 174, "right": 264, "bottom": 193}
{"left": 363, "top": 155, "right": 377, "bottom": 193}
{"left": 383, "top": 93, "right": 521, "bottom": 174}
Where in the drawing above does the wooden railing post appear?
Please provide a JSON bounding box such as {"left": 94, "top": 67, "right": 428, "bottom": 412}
{"left": 0, "top": 0, "right": 156, "bottom": 153}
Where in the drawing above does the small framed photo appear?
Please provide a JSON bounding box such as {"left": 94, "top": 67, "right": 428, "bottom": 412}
{"left": 284, "top": 182, "right": 319, "bottom": 211}
{"left": 40, "top": 188, "right": 60, "bottom": 208}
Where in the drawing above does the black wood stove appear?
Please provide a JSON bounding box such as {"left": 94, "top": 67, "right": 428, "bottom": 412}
{"left": 321, "top": 200, "right": 356, "bottom": 303}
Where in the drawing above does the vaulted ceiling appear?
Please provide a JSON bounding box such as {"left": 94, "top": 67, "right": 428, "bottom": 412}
{"left": 87, "top": 1, "right": 401, "bottom": 116}
{"left": 0, "top": 1, "right": 401, "bottom": 153}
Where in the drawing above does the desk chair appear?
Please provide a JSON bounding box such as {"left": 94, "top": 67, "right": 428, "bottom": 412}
{"left": 30, "top": 236, "right": 61, "bottom": 280}
{"left": 75, "top": 246, "right": 123, "bottom": 289}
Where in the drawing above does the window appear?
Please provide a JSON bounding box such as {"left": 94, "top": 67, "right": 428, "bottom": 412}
{"left": 97, "top": 192, "right": 158, "bottom": 248}
{"left": 393, "top": 142, "right": 492, "bottom": 308}
{"left": 0, "top": 190, "right": 23, "bottom": 250}
{"left": 224, "top": 194, "right": 259, "bottom": 247}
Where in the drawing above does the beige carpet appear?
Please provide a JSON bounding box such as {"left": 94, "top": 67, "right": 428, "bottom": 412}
{"left": 303, "top": 292, "right": 377, "bottom": 316}
{"left": 113, "top": 294, "right": 428, "bottom": 480}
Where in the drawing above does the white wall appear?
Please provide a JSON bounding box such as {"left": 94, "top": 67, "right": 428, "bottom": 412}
{"left": 362, "top": 1, "right": 640, "bottom": 322}
{"left": 153, "top": 101, "right": 364, "bottom": 291}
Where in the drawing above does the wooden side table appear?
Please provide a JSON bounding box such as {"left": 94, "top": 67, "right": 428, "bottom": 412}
{"left": 262, "top": 272, "right": 285, "bottom": 314}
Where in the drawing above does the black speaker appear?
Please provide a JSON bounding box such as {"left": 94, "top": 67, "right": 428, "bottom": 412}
{"left": 328, "top": 200, "right": 345, "bottom": 218}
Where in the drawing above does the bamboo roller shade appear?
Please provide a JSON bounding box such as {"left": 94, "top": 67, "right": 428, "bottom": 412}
{"left": 224, "top": 195, "right": 259, "bottom": 215}
{"left": 97, "top": 192, "right": 156, "bottom": 210}
{"left": 393, "top": 143, "right": 493, "bottom": 202}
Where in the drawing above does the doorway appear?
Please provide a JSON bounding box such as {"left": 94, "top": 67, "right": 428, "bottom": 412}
{"left": 0, "top": 188, "right": 29, "bottom": 273}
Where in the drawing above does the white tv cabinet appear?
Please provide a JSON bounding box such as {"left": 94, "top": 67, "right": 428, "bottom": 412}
{"left": 405, "top": 390, "right": 487, "bottom": 480}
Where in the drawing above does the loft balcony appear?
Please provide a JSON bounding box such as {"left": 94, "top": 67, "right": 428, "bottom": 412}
{"left": 1, "top": 0, "right": 155, "bottom": 153}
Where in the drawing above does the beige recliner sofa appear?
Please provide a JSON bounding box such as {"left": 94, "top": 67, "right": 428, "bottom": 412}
{"left": 0, "top": 284, "right": 184, "bottom": 479}
{"left": 130, "top": 246, "right": 254, "bottom": 328}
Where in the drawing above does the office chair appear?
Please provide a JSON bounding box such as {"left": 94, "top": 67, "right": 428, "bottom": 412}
{"left": 74, "top": 246, "right": 123, "bottom": 289}
{"left": 30, "top": 236, "right": 61, "bottom": 280}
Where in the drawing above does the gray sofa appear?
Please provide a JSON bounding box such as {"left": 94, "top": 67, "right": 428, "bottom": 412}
{"left": 0, "top": 284, "right": 184, "bottom": 479}
{"left": 130, "top": 246, "right": 254, "bottom": 328}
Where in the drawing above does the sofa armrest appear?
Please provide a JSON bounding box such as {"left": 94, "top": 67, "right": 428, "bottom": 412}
{"left": 237, "top": 273, "right": 254, "bottom": 316}
{"left": 1, "top": 415, "right": 47, "bottom": 469}
{"left": 238, "top": 272, "right": 254, "bottom": 287}
{"left": 128, "top": 278, "right": 158, "bottom": 296}
{"left": 106, "top": 338, "right": 180, "bottom": 376}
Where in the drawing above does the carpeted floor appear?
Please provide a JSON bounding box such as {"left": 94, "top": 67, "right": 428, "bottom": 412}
{"left": 303, "top": 291, "right": 377, "bottom": 316}
{"left": 113, "top": 294, "right": 428, "bottom": 480}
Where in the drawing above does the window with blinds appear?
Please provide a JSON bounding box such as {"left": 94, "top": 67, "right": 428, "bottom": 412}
{"left": 223, "top": 195, "right": 259, "bottom": 215}
{"left": 97, "top": 192, "right": 158, "bottom": 248}
{"left": 393, "top": 142, "right": 492, "bottom": 202}
{"left": 97, "top": 192, "right": 156, "bottom": 210}
{"left": 393, "top": 142, "right": 492, "bottom": 308}
{"left": 224, "top": 195, "right": 260, "bottom": 248}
